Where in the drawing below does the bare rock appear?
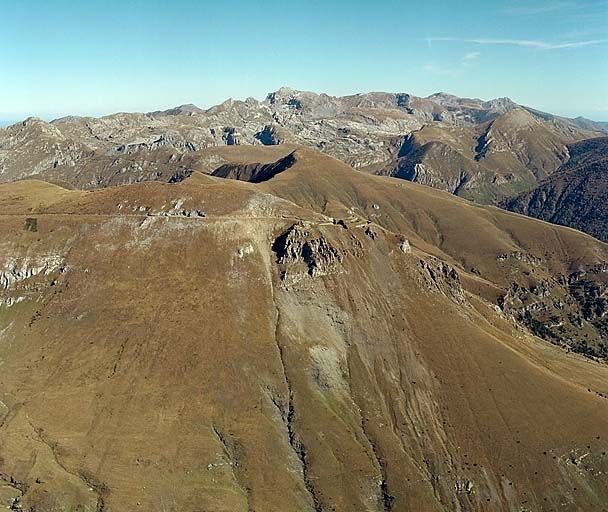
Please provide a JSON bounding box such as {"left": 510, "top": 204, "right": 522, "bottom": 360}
{"left": 273, "top": 223, "right": 342, "bottom": 286}
{"left": 399, "top": 238, "right": 411, "bottom": 253}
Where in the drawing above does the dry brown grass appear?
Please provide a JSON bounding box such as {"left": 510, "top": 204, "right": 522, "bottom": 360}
{"left": 0, "top": 148, "right": 606, "bottom": 511}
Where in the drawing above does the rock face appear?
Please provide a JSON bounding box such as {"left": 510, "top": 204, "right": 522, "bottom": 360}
{"left": 255, "top": 124, "right": 284, "bottom": 145}
{"left": 498, "top": 262, "right": 608, "bottom": 359}
{"left": 212, "top": 151, "right": 296, "bottom": 183}
{"left": 502, "top": 137, "right": 608, "bottom": 241}
{"left": 399, "top": 238, "right": 411, "bottom": 253}
{"left": 273, "top": 222, "right": 343, "bottom": 286}
{"left": 417, "top": 257, "right": 466, "bottom": 303}
{"left": 0, "top": 254, "right": 67, "bottom": 308}
{"left": 0, "top": 88, "right": 603, "bottom": 205}
{"left": 0, "top": 255, "right": 66, "bottom": 290}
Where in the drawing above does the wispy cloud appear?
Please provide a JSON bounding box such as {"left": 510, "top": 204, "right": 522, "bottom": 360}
{"left": 423, "top": 63, "right": 456, "bottom": 76}
{"left": 501, "top": 1, "right": 578, "bottom": 15}
{"left": 428, "top": 37, "right": 607, "bottom": 50}
{"left": 463, "top": 51, "right": 481, "bottom": 62}
{"left": 501, "top": 0, "right": 608, "bottom": 17}
{"left": 423, "top": 52, "right": 482, "bottom": 76}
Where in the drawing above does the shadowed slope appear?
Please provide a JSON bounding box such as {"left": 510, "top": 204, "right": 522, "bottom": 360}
{"left": 502, "top": 137, "right": 608, "bottom": 242}
{"left": 211, "top": 151, "right": 297, "bottom": 183}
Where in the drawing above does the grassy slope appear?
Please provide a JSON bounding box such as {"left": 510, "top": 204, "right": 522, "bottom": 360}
{"left": 0, "top": 153, "right": 606, "bottom": 511}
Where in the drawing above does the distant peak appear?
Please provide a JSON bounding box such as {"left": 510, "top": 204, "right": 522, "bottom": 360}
{"left": 278, "top": 85, "right": 297, "bottom": 92}
{"left": 485, "top": 96, "right": 517, "bottom": 106}
{"left": 153, "top": 103, "right": 204, "bottom": 116}
{"left": 22, "top": 116, "right": 45, "bottom": 125}
{"left": 428, "top": 92, "right": 458, "bottom": 100}
{"left": 266, "top": 86, "right": 299, "bottom": 104}
{"left": 177, "top": 103, "right": 203, "bottom": 111}
{"left": 482, "top": 97, "right": 519, "bottom": 113}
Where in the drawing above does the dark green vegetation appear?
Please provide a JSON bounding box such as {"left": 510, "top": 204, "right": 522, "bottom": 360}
{"left": 503, "top": 137, "right": 608, "bottom": 242}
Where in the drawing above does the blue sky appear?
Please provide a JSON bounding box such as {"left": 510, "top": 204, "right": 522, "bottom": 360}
{"left": 1, "top": 0, "right": 607, "bottom": 122}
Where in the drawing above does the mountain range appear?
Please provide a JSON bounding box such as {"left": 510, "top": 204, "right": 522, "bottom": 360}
{"left": 2, "top": 87, "right": 606, "bottom": 198}
{"left": 2, "top": 86, "right": 606, "bottom": 241}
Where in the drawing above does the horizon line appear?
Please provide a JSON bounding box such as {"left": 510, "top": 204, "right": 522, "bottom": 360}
{"left": 1, "top": 85, "right": 607, "bottom": 125}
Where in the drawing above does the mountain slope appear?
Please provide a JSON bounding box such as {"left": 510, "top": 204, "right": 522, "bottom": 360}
{"left": 0, "top": 147, "right": 607, "bottom": 511}
{"left": 502, "top": 137, "right": 608, "bottom": 242}
{"left": 387, "top": 108, "right": 597, "bottom": 203}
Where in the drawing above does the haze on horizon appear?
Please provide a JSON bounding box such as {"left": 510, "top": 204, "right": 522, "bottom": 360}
{"left": 1, "top": 0, "right": 607, "bottom": 123}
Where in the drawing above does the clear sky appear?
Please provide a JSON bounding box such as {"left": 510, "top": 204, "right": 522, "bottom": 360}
{"left": 1, "top": 0, "right": 607, "bottom": 123}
